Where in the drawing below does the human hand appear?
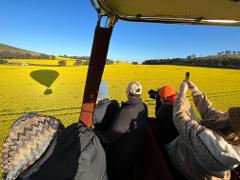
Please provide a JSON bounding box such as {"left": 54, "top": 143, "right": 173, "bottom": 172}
{"left": 186, "top": 80, "right": 199, "bottom": 92}
{"left": 179, "top": 81, "right": 188, "bottom": 96}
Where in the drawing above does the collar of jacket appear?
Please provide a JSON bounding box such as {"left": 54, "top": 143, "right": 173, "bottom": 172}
{"left": 123, "top": 98, "right": 142, "bottom": 105}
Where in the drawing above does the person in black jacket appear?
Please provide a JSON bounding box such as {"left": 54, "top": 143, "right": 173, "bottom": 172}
{"left": 2, "top": 113, "right": 108, "bottom": 180}
{"left": 156, "top": 86, "right": 178, "bottom": 146}
{"left": 155, "top": 86, "right": 187, "bottom": 180}
{"left": 93, "top": 80, "right": 120, "bottom": 132}
{"left": 105, "top": 81, "right": 148, "bottom": 180}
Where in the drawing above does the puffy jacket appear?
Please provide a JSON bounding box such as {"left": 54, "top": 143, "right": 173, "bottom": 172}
{"left": 17, "top": 123, "right": 108, "bottom": 180}
{"left": 166, "top": 90, "right": 240, "bottom": 180}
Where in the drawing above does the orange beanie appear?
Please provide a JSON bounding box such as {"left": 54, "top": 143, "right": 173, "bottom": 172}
{"left": 159, "top": 86, "right": 177, "bottom": 100}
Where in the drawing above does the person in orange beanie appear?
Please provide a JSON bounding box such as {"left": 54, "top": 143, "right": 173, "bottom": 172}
{"left": 155, "top": 85, "right": 179, "bottom": 145}
{"left": 155, "top": 85, "right": 186, "bottom": 179}
{"left": 159, "top": 86, "right": 177, "bottom": 106}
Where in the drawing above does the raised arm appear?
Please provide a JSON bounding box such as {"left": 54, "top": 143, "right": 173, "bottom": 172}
{"left": 187, "top": 81, "right": 224, "bottom": 120}
{"left": 173, "top": 82, "right": 202, "bottom": 136}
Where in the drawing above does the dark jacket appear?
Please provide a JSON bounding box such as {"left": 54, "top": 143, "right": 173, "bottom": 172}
{"left": 156, "top": 104, "right": 178, "bottom": 146}
{"left": 155, "top": 96, "right": 162, "bottom": 117}
{"left": 93, "top": 99, "right": 120, "bottom": 132}
{"left": 17, "top": 123, "right": 108, "bottom": 180}
{"left": 105, "top": 98, "right": 148, "bottom": 180}
{"left": 156, "top": 103, "right": 186, "bottom": 180}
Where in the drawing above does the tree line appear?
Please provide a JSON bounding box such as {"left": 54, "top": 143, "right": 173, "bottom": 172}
{"left": 59, "top": 55, "right": 114, "bottom": 65}
{"left": 143, "top": 51, "right": 240, "bottom": 68}
{"left": 0, "top": 51, "right": 114, "bottom": 65}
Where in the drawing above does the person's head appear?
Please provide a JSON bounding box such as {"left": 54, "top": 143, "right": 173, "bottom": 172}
{"left": 158, "top": 86, "right": 177, "bottom": 105}
{"left": 1, "top": 113, "right": 64, "bottom": 179}
{"left": 126, "top": 81, "right": 142, "bottom": 99}
{"left": 97, "top": 80, "right": 109, "bottom": 104}
{"left": 200, "top": 107, "right": 240, "bottom": 145}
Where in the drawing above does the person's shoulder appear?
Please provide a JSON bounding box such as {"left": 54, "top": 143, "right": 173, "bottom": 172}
{"left": 64, "top": 123, "right": 95, "bottom": 137}
{"left": 110, "top": 99, "right": 118, "bottom": 103}
{"left": 126, "top": 101, "right": 147, "bottom": 114}
{"left": 108, "top": 99, "right": 119, "bottom": 106}
{"left": 109, "top": 99, "right": 120, "bottom": 109}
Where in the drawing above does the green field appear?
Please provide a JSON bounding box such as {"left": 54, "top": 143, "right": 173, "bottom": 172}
{"left": 0, "top": 62, "right": 240, "bottom": 176}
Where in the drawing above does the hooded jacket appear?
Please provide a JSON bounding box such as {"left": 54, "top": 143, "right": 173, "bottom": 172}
{"left": 166, "top": 89, "right": 240, "bottom": 180}
{"left": 16, "top": 123, "right": 108, "bottom": 180}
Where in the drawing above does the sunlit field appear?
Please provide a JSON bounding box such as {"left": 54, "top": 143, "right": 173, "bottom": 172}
{"left": 0, "top": 62, "right": 240, "bottom": 176}
{"left": 8, "top": 58, "right": 77, "bottom": 66}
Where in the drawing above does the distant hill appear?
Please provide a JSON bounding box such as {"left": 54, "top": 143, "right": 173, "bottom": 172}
{"left": 0, "top": 43, "right": 41, "bottom": 56}
{"left": 0, "top": 43, "right": 114, "bottom": 64}
{"left": 0, "top": 43, "right": 50, "bottom": 59}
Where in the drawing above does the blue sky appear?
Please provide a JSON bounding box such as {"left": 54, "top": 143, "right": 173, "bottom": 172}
{"left": 1, "top": 0, "right": 240, "bottom": 62}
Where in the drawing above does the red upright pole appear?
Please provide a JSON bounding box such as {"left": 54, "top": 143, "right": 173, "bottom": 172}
{"left": 79, "top": 22, "right": 113, "bottom": 128}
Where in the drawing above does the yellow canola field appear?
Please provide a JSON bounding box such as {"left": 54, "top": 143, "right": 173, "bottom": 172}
{"left": 0, "top": 63, "right": 240, "bottom": 176}
{"left": 8, "top": 59, "right": 77, "bottom": 66}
